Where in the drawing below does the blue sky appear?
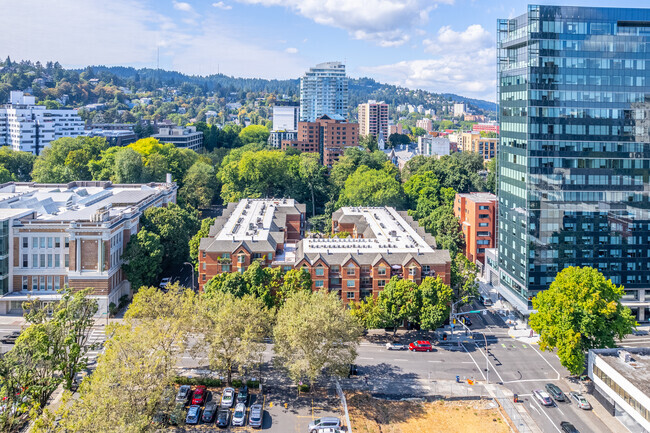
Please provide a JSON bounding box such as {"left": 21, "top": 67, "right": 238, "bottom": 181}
{"left": 0, "top": 0, "right": 648, "bottom": 101}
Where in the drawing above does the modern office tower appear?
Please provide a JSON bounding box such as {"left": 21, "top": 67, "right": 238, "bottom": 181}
{"left": 497, "top": 6, "right": 650, "bottom": 320}
{"left": 0, "top": 91, "right": 84, "bottom": 155}
{"left": 358, "top": 100, "right": 389, "bottom": 144}
{"left": 300, "top": 62, "right": 348, "bottom": 122}
{"left": 453, "top": 103, "right": 466, "bottom": 117}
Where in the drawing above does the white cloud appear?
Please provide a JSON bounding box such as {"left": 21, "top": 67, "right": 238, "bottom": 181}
{"left": 235, "top": 0, "right": 454, "bottom": 47}
{"left": 212, "top": 1, "right": 232, "bottom": 10}
{"left": 360, "top": 47, "right": 497, "bottom": 102}
{"left": 285, "top": 47, "right": 298, "bottom": 54}
{"left": 173, "top": 1, "right": 194, "bottom": 12}
{"left": 423, "top": 24, "right": 492, "bottom": 54}
{"left": 0, "top": 0, "right": 307, "bottom": 80}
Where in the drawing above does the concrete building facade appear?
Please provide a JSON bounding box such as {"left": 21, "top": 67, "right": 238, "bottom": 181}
{"left": 0, "top": 180, "right": 177, "bottom": 315}
{"left": 272, "top": 105, "right": 299, "bottom": 131}
{"left": 358, "top": 100, "right": 388, "bottom": 142}
{"left": 460, "top": 131, "right": 497, "bottom": 161}
{"left": 300, "top": 62, "right": 348, "bottom": 122}
{"left": 455, "top": 193, "right": 497, "bottom": 265}
{"left": 152, "top": 126, "right": 203, "bottom": 151}
{"left": 416, "top": 118, "right": 433, "bottom": 133}
{"left": 0, "top": 91, "right": 84, "bottom": 155}
{"left": 417, "top": 136, "right": 450, "bottom": 158}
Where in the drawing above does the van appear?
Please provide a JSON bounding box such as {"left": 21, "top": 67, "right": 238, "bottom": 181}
{"left": 308, "top": 417, "right": 341, "bottom": 432}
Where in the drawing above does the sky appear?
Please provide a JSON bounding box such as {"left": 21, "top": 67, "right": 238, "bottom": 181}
{"left": 0, "top": 0, "right": 648, "bottom": 102}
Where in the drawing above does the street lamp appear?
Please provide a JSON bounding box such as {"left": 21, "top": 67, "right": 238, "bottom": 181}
{"left": 183, "top": 262, "right": 195, "bottom": 291}
{"left": 454, "top": 314, "right": 490, "bottom": 384}
{"left": 449, "top": 296, "right": 474, "bottom": 338}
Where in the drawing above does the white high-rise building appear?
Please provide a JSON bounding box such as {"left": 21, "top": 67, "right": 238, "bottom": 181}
{"left": 272, "top": 105, "right": 299, "bottom": 131}
{"left": 0, "top": 91, "right": 84, "bottom": 155}
{"left": 453, "top": 103, "right": 467, "bottom": 117}
{"left": 299, "top": 62, "right": 348, "bottom": 122}
{"left": 418, "top": 136, "right": 450, "bottom": 158}
{"left": 358, "top": 100, "right": 388, "bottom": 142}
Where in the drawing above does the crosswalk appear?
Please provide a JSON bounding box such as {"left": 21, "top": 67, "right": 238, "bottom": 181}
{"left": 84, "top": 326, "right": 107, "bottom": 368}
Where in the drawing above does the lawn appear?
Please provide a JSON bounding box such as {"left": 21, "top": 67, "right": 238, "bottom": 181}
{"left": 346, "top": 392, "right": 511, "bottom": 433}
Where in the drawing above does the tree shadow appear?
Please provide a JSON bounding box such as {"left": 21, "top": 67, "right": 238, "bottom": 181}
{"left": 345, "top": 391, "right": 427, "bottom": 427}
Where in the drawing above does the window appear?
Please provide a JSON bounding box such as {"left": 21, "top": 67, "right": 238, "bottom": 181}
{"left": 222, "top": 264, "right": 230, "bottom": 272}
{"left": 315, "top": 280, "right": 324, "bottom": 288}
{"left": 361, "top": 265, "right": 370, "bottom": 273}
{"left": 202, "top": 274, "right": 207, "bottom": 281}
{"left": 378, "top": 279, "right": 386, "bottom": 287}
{"left": 222, "top": 253, "right": 230, "bottom": 258}
{"left": 22, "top": 254, "right": 28, "bottom": 268}
{"left": 477, "top": 231, "right": 491, "bottom": 237}
{"left": 330, "top": 265, "right": 340, "bottom": 273}
{"left": 47, "top": 237, "right": 53, "bottom": 248}
{"left": 64, "top": 254, "right": 69, "bottom": 268}
{"left": 315, "top": 266, "right": 325, "bottom": 276}
{"left": 478, "top": 222, "right": 489, "bottom": 227}
{"left": 54, "top": 254, "right": 60, "bottom": 268}
{"left": 347, "top": 280, "right": 355, "bottom": 288}
{"left": 238, "top": 254, "right": 245, "bottom": 263}
{"left": 54, "top": 277, "right": 60, "bottom": 291}
{"left": 47, "top": 276, "right": 53, "bottom": 291}
{"left": 330, "top": 277, "right": 340, "bottom": 285}
{"left": 478, "top": 214, "right": 489, "bottom": 219}
{"left": 32, "top": 277, "right": 37, "bottom": 291}
{"left": 39, "top": 276, "right": 45, "bottom": 291}
{"left": 422, "top": 265, "right": 430, "bottom": 273}
{"left": 202, "top": 251, "right": 206, "bottom": 258}
{"left": 22, "top": 237, "right": 28, "bottom": 248}
{"left": 47, "top": 254, "right": 53, "bottom": 268}
{"left": 346, "top": 265, "right": 356, "bottom": 276}
{"left": 202, "top": 262, "right": 206, "bottom": 270}
{"left": 479, "top": 205, "right": 490, "bottom": 210}
{"left": 22, "top": 276, "right": 28, "bottom": 291}
{"left": 54, "top": 237, "right": 60, "bottom": 248}
{"left": 409, "top": 267, "right": 417, "bottom": 276}
{"left": 377, "top": 266, "right": 386, "bottom": 275}
{"left": 268, "top": 253, "right": 272, "bottom": 260}
{"left": 40, "top": 237, "right": 45, "bottom": 248}
{"left": 32, "top": 237, "right": 38, "bottom": 248}
{"left": 346, "top": 292, "right": 355, "bottom": 299}
{"left": 40, "top": 254, "right": 45, "bottom": 268}
{"left": 64, "top": 237, "right": 69, "bottom": 248}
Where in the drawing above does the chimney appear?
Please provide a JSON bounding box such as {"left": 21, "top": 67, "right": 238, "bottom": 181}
{"left": 166, "top": 173, "right": 172, "bottom": 184}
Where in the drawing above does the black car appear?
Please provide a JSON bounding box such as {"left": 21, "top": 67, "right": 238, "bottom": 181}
{"left": 560, "top": 421, "right": 579, "bottom": 433}
{"left": 202, "top": 401, "right": 217, "bottom": 423}
{"left": 236, "top": 386, "right": 249, "bottom": 405}
{"left": 545, "top": 383, "right": 565, "bottom": 402}
{"left": 0, "top": 330, "right": 21, "bottom": 344}
{"left": 216, "top": 409, "right": 230, "bottom": 428}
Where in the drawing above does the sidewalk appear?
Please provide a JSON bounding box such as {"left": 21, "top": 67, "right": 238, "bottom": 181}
{"left": 485, "top": 383, "right": 543, "bottom": 433}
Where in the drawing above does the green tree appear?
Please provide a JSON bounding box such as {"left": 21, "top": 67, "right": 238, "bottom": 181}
{"left": 529, "top": 267, "right": 636, "bottom": 375}
{"left": 179, "top": 162, "right": 218, "bottom": 209}
{"left": 0, "top": 146, "right": 36, "bottom": 181}
{"left": 141, "top": 203, "right": 199, "bottom": 268}
{"left": 275, "top": 268, "right": 312, "bottom": 306}
{"left": 200, "top": 293, "right": 270, "bottom": 384}
{"left": 422, "top": 206, "right": 465, "bottom": 257}
{"left": 486, "top": 157, "right": 497, "bottom": 194}
{"left": 298, "top": 153, "right": 328, "bottom": 217}
{"left": 203, "top": 272, "right": 249, "bottom": 299}
{"left": 388, "top": 133, "right": 411, "bottom": 148}
{"left": 32, "top": 136, "right": 108, "bottom": 183}
{"left": 419, "top": 276, "right": 453, "bottom": 330}
{"left": 359, "top": 134, "right": 378, "bottom": 152}
{"left": 113, "top": 147, "right": 144, "bottom": 183}
{"left": 377, "top": 277, "right": 421, "bottom": 332}
{"left": 273, "top": 291, "right": 362, "bottom": 387}
{"left": 336, "top": 164, "right": 403, "bottom": 209}
{"left": 349, "top": 296, "right": 383, "bottom": 329}
{"left": 238, "top": 124, "right": 270, "bottom": 145}
{"left": 122, "top": 229, "right": 164, "bottom": 290}
{"left": 411, "top": 126, "right": 427, "bottom": 137}
{"left": 189, "top": 217, "right": 215, "bottom": 270}
{"left": 450, "top": 253, "right": 478, "bottom": 302}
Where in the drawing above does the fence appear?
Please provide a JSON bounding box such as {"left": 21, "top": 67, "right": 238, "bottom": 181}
{"left": 335, "top": 379, "right": 353, "bottom": 433}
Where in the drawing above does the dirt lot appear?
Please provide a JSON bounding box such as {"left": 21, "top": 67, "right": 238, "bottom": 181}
{"left": 346, "top": 392, "right": 511, "bottom": 433}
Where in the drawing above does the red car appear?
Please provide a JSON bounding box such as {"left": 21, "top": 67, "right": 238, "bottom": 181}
{"left": 409, "top": 341, "right": 434, "bottom": 352}
{"left": 191, "top": 385, "right": 207, "bottom": 405}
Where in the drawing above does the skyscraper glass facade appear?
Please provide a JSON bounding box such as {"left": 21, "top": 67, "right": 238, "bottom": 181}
{"left": 497, "top": 6, "right": 650, "bottom": 319}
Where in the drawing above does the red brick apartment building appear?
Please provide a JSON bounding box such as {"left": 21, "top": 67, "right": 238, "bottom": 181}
{"left": 454, "top": 192, "right": 497, "bottom": 265}
{"left": 281, "top": 115, "right": 359, "bottom": 168}
{"left": 198, "top": 201, "right": 451, "bottom": 304}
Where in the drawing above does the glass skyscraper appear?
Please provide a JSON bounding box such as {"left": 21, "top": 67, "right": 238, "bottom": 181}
{"left": 497, "top": 6, "right": 650, "bottom": 321}
{"left": 300, "top": 62, "right": 348, "bottom": 122}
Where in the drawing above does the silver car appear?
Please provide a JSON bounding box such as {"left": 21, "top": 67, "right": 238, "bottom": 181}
{"left": 220, "top": 387, "right": 235, "bottom": 408}
{"left": 248, "top": 403, "right": 263, "bottom": 428}
{"left": 308, "top": 417, "right": 341, "bottom": 432}
{"left": 385, "top": 342, "right": 407, "bottom": 350}
{"left": 570, "top": 392, "right": 592, "bottom": 410}
{"left": 232, "top": 402, "right": 247, "bottom": 426}
{"left": 175, "top": 385, "right": 191, "bottom": 403}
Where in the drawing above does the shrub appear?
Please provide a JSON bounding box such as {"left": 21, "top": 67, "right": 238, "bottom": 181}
{"left": 246, "top": 379, "right": 260, "bottom": 389}
{"left": 231, "top": 379, "right": 243, "bottom": 388}
{"left": 298, "top": 384, "right": 310, "bottom": 392}
{"left": 174, "top": 376, "right": 222, "bottom": 387}
{"left": 118, "top": 294, "right": 130, "bottom": 309}
{"left": 108, "top": 302, "right": 118, "bottom": 317}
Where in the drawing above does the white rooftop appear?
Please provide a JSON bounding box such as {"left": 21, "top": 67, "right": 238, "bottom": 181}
{"left": 216, "top": 198, "right": 299, "bottom": 242}
{"left": 303, "top": 207, "right": 434, "bottom": 254}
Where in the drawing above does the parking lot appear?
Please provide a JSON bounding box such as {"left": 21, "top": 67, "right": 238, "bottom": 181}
{"left": 166, "top": 383, "right": 344, "bottom": 433}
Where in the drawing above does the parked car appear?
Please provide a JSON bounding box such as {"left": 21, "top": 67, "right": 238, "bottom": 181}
{"left": 483, "top": 298, "right": 493, "bottom": 306}
{"left": 348, "top": 364, "right": 358, "bottom": 377}
{"left": 202, "top": 401, "right": 218, "bottom": 423}
{"left": 159, "top": 277, "right": 172, "bottom": 289}
{"left": 232, "top": 402, "right": 247, "bottom": 426}
{"left": 409, "top": 341, "right": 434, "bottom": 352}
{"left": 248, "top": 403, "right": 263, "bottom": 428}
{"left": 533, "top": 389, "right": 553, "bottom": 406}
{"left": 570, "top": 392, "right": 592, "bottom": 410}
{"left": 308, "top": 417, "right": 341, "bottom": 432}
{"left": 236, "top": 386, "right": 249, "bottom": 405}
{"left": 220, "top": 387, "right": 235, "bottom": 408}
{"left": 216, "top": 408, "right": 230, "bottom": 427}
{"left": 385, "top": 342, "right": 407, "bottom": 350}
{"left": 0, "top": 331, "right": 21, "bottom": 344}
{"left": 185, "top": 405, "right": 201, "bottom": 424}
{"left": 191, "top": 385, "right": 207, "bottom": 405}
{"left": 545, "top": 383, "right": 565, "bottom": 402}
{"left": 560, "top": 421, "right": 580, "bottom": 433}
{"left": 175, "top": 385, "right": 192, "bottom": 404}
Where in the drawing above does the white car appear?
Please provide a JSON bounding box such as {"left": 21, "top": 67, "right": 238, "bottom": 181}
{"left": 159, "top": 277, "right": 172, "bottom": 289}
{"left": 386, "top": 342, "right": 407, "bottom": 350}
{"left": 220, "top": 387, "right": 235, "bottom": 408}
{"left": 570, "top": 392, "right": 592, "bottom": 410}
{"left": 533, "top": 389, "right": 553, "bottom": 406}
{"left": 232, "top": 402, "right": 247, "bottom": 426}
